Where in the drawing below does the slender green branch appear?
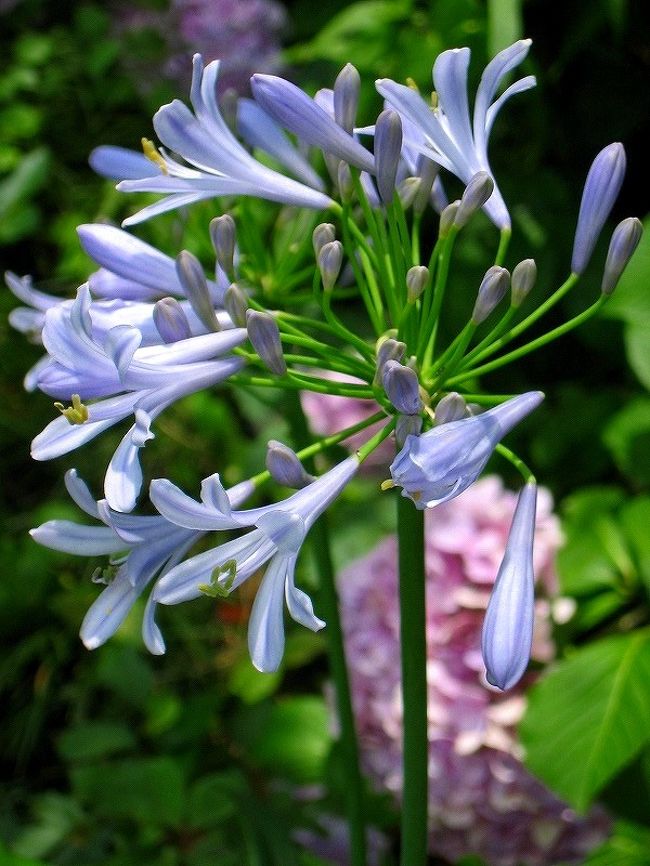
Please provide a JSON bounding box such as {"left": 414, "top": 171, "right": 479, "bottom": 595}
{"left": 495, "top": 443, "right": 536, "bottom": 483}
{"left": 446, "top": 295, "right": 607, "bottom": 385}
{"left": 494, "top": 227, "right": 511, "bottom": 266}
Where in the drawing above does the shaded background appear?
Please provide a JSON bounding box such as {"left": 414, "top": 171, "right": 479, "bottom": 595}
{"left": 1, "top": 0, "right": 649, "bottom": 863}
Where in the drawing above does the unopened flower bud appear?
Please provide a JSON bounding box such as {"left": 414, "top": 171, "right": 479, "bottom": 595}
{"left": 511, "top": 259, "right": 537, "bottom": 307}
{"left": 312, "top": 223, "right": 336, "bottom": 258}
{"left": 176, "top": 250, "right": 220, "bottom": 332}
{"left": 406, "top": 265, "right": 429, "bottom": 302}
{"left": 318, "top": 240, "right": 343, "bottom": 290}
{"left": 395, "top": 413, "right": 422, "bottom": 449}
{"left": 472, "top": 266, "right": 510, "bottom": 324}
{"left": 210, "top": 214, "right": 236, "bottom": 277}
{"left": 439, "top": 200, "right": 460, "bottom": 238}
{"left": 153, "top": 297, "right": 192, "bottom": 343}
{"left": 266, "top": 440, "right": 315, "bottom": 488}
{"left": 375, "top": 109, "right": 403, "bottom": 204}
{"left": 224, "top": 282, "right": 249, "bottom": 327}
{"left": 246, "top": 309, "right": 286, "bottom": 376}
{"left": 374, "top": 336, "right": 405, "bottom": 385}
{"left": 382, "top": 360, "right": 422, "bottom": 415}
{"left": 434, "top": 392, "right": 467, "bottom": 424}
{"left": 397, "top": 177, "right": 421, "bottom": 209}
{"left": 571, "top": 142, "right": 626, "bottom": 274}
{"left": 333, "top": 63, "right": 360, "bottom": 135}
{"left": 413, "top": 155, "right": 440, "bottom": 215}
{"left": 337, "top": 161, "right": 353, "bottom": 201}
{"left": 601, "top": 217, "right": 643, "bottom": 295}
{"left": 454, "top": 171, "right": 495, "bottom": 228}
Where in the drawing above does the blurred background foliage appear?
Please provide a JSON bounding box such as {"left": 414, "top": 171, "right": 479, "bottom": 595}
{"left": 1, "top": 0, "right": 649, "bottom": 863}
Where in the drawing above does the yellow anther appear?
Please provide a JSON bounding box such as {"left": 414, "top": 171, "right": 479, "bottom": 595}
{"left": 430, "top": 91, "right": 438, "bottom": 109}
{"left": 54, "top": 394, "right": 89, "bottom": 425}
{"left": 380, "top": 479, "right": 396, "bottom": 491}
{"left": 141, "top": 137, "right": 168, "bottom": 174}
{"left": 406, "top": 77, "right": 420, "bottom": 92}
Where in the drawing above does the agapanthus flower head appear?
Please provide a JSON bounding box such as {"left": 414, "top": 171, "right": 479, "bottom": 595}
{"left": 150, "top": 456, "right": 359, "bottom": 671}
{"left": 338, "top": 476, "right": 610, "bottom": 865}
{"left": 482, "top": 481, "right": 537, "bottom": 690}
{"left": 390, "top": 391, "right": 544, "bottom": 508}
{"left": 377, "top": 40, "right": 536, "bottom": 229}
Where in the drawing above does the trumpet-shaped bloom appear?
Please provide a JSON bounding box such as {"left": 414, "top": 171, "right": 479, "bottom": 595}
{"left": 390, "top": 392, "right": 543, "bottom": 508}
{"left": 151, "top": 456, "right": 359, "bottom": 671}
{"left": 376, "top": 40, "right": 536, "bottom": 229}
{"left": 481, "top": 482, "right": 537, "bottom": 689}
{"left": 30, "top": 469, "right": 252, "bottom": 653}
{"left": 114, "top": 55, "right": 334, "bottom": 226}
{"left": 31, "top": 287, "right": 246, "bottom": 511}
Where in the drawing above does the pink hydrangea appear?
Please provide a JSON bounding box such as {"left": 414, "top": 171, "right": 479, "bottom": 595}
{"left": 338, "top": 476, "right": 610, "bottom": 866}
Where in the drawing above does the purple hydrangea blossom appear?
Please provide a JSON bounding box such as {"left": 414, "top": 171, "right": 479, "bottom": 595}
{"left": 338, "top": 476, "right": 610, "bottom": 865}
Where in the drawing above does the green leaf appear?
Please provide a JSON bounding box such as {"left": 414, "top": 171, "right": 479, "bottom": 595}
{"left": 71, "top": 757, "right": 185, "bottom": 825}
{"left": 236, "top": 697, "right": 332, "bottom": 783}
{"left": 624, "top": 324, "right": 650, "bottom": 391}
{"left": 186, "top": 771, "right": 245, "bottom": 829}
{"left": 520, "top": 631, "right": 650, "bottom": 811}
{"left": 603, "top": 398, "right": 650, "bottom": 486}
{"left": 620, "top": 498, "right": 650, "bottom": 597}
{"left": 11, "top": 794, "right": 82, "bottom": 859}
{"left": 487, "top": 0, "right": 523, "bottom": 57}
{"left": 56, "top": 721, "right": 136, "bottom": 762}
{"left": 584, "top": 821, "right": 650, "bottom": 866}
{"left": 0, "top": 843, "right": 50, "bottom": 866}
{"left": 228, "top": 658, "right": 283, "bottom": 704}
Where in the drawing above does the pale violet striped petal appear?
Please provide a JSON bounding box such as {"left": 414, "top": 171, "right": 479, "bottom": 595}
{"left": 121, "top": 192, "right": 217, "bottom": 228}
{"left": 104, "top": 409, "right": 154, "bottom": 512}
{"left": 285, "top": 566, "right": 325, "bottom": 632}
{"left": 80, "top": 568, "right": 142, "bottom": 650}
{"left": 65, "top": 468, "right": 101, "bottom": 518}
{"left": 104, "top": 325, "right": 142, "bottom": 381}
{"left": 89, "top": 145, "right": 161, "bottom": 180}
{"left": 29, "top": 521, "right": 125, "bottom": 556}
{"left": 89, "top": 270, "right": 167, "bottom": 302}
{"left": 237, "top": 98, "right": 325, "bottom": 190}
{"left": 149, "top": 477, "right": 245, "bottom": 530}
{"left": 247, "top": 553, "right": 291, "bottom": 672}
{"left": 433, "top": 48, "right": 475, "bottom": 160}
{"left": 484, "top": 76, "right": 536, "bottom": 141}
{"left": 142, "top": 594, "right": 166, "bottom": 655}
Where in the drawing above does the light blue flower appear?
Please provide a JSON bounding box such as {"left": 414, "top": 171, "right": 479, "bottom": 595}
{"left": 481, "top": 481, "right": 537, "bottom": 690}
{"left": 390, "top": 391, "right": 543, "bottom": 508}
{"left": 571, "top": 142, "right": 626, "bottom": 275}
{"left": 151, "top": 456, "right": 359, "bottom": 672}
{"left": 30, "top": 469, "right": 252, "bottom": 653}
{"left": 376, "top": 40, "right": 536, "bottom": 229}
{"left": 31, "top": 287, "right": 246, "bottom": 511}
{"left": 113, "top": 55, "right": 333, "bottom": 226}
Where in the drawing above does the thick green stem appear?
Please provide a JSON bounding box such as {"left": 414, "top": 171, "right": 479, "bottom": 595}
{"left": 397, "top": 497, "right": 428, "bottom": 866}
{"left": 286, "top": 397, "right": 367, "bottom": 866}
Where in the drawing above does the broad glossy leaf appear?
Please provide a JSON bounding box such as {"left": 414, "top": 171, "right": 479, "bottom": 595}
{"left": 584, "top": 821, "right": 650, "bottom": 866}
{"left": 520, "top": 630, "right": 650, "bottom": 811}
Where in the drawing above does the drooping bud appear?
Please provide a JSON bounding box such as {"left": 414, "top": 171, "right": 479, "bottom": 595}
{"left": 153, "top": 297, "right": 192, "bottom": 343}
{"left": 434, "top": 392, "right": 467, "bottom": 424}
{"left": 175, "top": 250, "right": 220, "bottom": 332}
{"left": 472, "top": 266, "right": 510, "bottom": 324}
{"left": 454, "top": 171, "right": 495, "bottom": 228}
{"left": 312, "top": 223, "right": 336, "bottom": 259}
{"left": 482, "top": 482, "right": 537, "bottom": 690}
{"left": 266, "top": 440, "right": 315, "bottom": 489}
{"left": 224, "top": 282, "right": 249, "bottom": 327}
{"left": 397, "top": 177, "right": 421, "bottom": 209}
{"left": 382, "top": 360, "right": 422, "bottom": 415}
{"left": 210, "top": 215, "right": 236, "bottom": 277}
{"left": 333, "top": 63, "right": 360, "bottom": 135}
{"left": 375, "top": 109, "right": 403, "bottom": 204}
{"left": 318, "top": 240, "right": 343, "bottom": 290}
{"left": 246, "top": 309, "right": 287, "bottom": 376}
{"left": 601, "top": 217, "right": 643, "bottom": 295}
{"left": 337, "top": 161, "right": 353, "bottom": 201}
{"left": 373, "top": 336, "right": 405, "bottom": 385}
{"left": 439, "top": 200, "right": 460, "bottom": 238}
{"left": 511, "top": 259, "right": 537, "bottom": 307}
{"left": 406, "top": 265, "right": 429, "bottom": 302}
{"left": 571, "top": 142, "right": 626, "bottom": 274}
{"left": 413, "top": 155, "right": 440, "bottom": 216}
{"left": 395, "top": 413, "right": 423, "bottom": 449}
